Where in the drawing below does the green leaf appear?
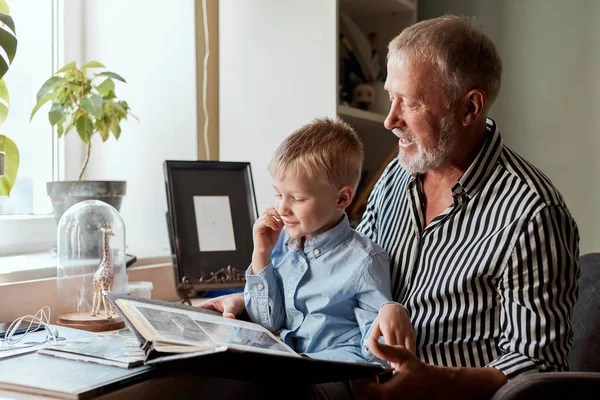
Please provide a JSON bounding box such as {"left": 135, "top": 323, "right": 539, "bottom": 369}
{"left": 110, "top": 101, "right": 127, "bottom": 117}
{"left": 68, "top": 83, "right": 82, "bottom": 97}
{"left": 48, "top": 103, "right": 63, "bottom": 126}
{"left": 97, "top": 71, "right": 126, "bottom": 83}
{"left": 96, "top": 78, "right": 114, "bottom": 97}
{"left": 75, "top": 114, "right": 93, "bottom": 143}
{"left": 0, "top": 24, "right": 17, "bottom": 74}
{"left": 0, "top": 134, "right": 19, "bottom": 196}
{"left": 36, "top": 76, "right": 63, "bottom": 102}
{"left": 110, "top": 122, "right": 121, "bottom": 139}
{"left": 0, "top": 1, "right": 10, "bottom": 14}
{"left": 82, "top": 61, "right": 105, "bottom": 69}
{"left": 0, "top": 78, "right": 9, "bottom": 125}
{"left": 30, "top": 92, "right": 53, "bottom": 121}
{"left": 0, "top": 11, "right": 15, "bottom": 33}
{"left": 55, "top": 86, "right": 69, "bottom": 104}
{"left": 56, "top": 61, "right": 76, "bottom": 73}
{"left": 57, "top": 120, "right": 64, "bottom": 137}
{"left": 80, "top": 94, "right": 103, "bottom": 117}
{"left": 65, "top": 120, "right": 75, "bottom": 136}
{"left": 0, "top": 56, "right": 7, "bottom": 81}
{"left": 96, "top": 119, "right": 109, "bottom": 141}
{"left": 102, "top": 90, "right": 115, "bottom": 100}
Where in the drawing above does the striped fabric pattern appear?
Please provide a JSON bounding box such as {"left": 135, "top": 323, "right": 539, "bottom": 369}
{"left": 356, "top": 119, "right": 580, "bottom": 378}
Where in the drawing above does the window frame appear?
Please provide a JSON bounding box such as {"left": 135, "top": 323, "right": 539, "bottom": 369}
{"left": 0, "top": 0, "right": 84, "bottom": 257}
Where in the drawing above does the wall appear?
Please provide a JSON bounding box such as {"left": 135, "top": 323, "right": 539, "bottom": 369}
{"left": 218, "top": 0, "right": 338, "bottom": 212}
{"left": 80, "top": 0, "right": 199, "bottom": 255}
{"left": 420, "top": 0, "right": 600, "bottom": 254}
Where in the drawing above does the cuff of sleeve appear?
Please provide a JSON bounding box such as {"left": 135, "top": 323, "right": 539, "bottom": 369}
{"left": 379, "top": 301, "right": 406, "bottom": 312}
{"left": 245, "top": 263, "right": 275, "bottom": 299}
{"left": 487, "top": 353, "right": 541, "bottom": 379}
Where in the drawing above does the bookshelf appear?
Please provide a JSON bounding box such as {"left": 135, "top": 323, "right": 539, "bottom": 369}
{"left": 219, "top": 0, "right": 418, "bottom": 218}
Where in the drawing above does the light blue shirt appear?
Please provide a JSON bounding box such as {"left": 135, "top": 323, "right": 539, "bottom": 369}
{"left": 244, "top": 215, "right": 392, "bottom": 364}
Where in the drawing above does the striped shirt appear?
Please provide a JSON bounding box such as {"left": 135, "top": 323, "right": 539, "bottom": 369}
{"left": 356, "top": 119, "right": 580, "bottom": 379}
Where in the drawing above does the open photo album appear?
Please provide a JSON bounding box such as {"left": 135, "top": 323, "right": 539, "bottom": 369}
{"left": 104, "top": 292, "right": 392, "bottom": 384}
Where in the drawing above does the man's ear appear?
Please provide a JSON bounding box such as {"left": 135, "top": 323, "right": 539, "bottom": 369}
{"left": 461, "top": 89, "right": 485, "bottom": 126}
{"left": 336, "top": 186, "right": 354, "bottom": 210}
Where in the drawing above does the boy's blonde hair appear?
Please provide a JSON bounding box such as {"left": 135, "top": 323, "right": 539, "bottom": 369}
{"left": 268, "top": 117, "right": 364, "bottom": 191}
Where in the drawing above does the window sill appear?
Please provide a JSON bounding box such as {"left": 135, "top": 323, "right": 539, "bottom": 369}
{"left": 0, "top": 250, "right": 172, "bottom": 284}
{"left": 0, "top": 251, "right": 180, "bottom": 324}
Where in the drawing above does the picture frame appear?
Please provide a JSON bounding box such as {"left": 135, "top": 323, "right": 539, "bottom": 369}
{"left": 163, "top": 160, "right": 259, "bottom": 292}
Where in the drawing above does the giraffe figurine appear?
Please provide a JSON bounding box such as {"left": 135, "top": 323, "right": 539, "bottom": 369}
{"left": 91, "top": 224, "right": 116, "bottom": 318}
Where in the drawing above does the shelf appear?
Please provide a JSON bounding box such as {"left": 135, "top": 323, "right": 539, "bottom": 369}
{"left": 338, "top": 105, "right": 386, "bottom": 124}
{"left": 340, "top": 0, "right": 416, "bottom": 17}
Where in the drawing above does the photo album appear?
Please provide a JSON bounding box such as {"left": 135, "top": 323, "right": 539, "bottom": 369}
{"left": 37, "top": 331, "right": 146, "bottom": 369}
{"left": 104, "top": 292, "right": 392, "bottom": 384}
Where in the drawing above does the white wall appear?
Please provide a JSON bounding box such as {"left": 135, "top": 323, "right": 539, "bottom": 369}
{"left": 420, "top": 0, "right": 600, "bottom": 254}
{"left": 218, "top": 0, "right": 338, "bottom": 212}
{"left": 80, "top": 0, "right": 198, "bottom": 255}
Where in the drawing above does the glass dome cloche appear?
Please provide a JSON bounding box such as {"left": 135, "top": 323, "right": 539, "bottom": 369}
{"left": 56, "top": 200, "right": 127, "bottom": 331}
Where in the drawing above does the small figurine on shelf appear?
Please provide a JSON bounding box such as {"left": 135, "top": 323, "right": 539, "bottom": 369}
{"left": 176, "top": 276, "right": 195, "bottom": 306}
{"left": 351, "top": 83, "right": 375, "bottom": 110}
{"left": 91, "top": 224, "right": 116, "bottom": 318}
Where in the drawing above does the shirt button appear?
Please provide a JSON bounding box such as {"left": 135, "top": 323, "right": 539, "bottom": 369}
{"left": 256, "top": 283, "right": 264, "bottom": 290}
{"left": 287, "top": 292, "right": 292, "bottom": 298}
{"left": 306, "top": 239, "right": 313, "bottom": 246}
{"left": 455, "top": 186, "right": 463, "bottom": 194}
{"left": 314, "top": 249, "right": 320, "bottom": 256}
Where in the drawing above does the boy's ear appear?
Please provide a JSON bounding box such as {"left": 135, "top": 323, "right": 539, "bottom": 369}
{"left": 336, "top": 186, "right": 354, "bottom": 210}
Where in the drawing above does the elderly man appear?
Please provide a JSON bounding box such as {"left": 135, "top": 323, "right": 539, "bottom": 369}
{"left": 200, "top": 15, "right": 580, "bottom": 399}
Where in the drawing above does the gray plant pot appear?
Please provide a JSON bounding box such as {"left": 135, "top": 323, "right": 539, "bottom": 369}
{"left": 46, "top": 180, "right": 127, "bottom": 222}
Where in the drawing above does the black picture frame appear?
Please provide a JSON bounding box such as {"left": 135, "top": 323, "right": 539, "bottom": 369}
{"left": 163, "top": 160, "right": 258, "bottom": 291}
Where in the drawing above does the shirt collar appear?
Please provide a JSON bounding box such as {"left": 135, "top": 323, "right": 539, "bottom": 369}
{"left": 406, "top": 118, "right": 504, "bottom": 199}
{"left": 286, "top": 214, "right": 351, "bottom": 258}
{"left": 453, "top": 118, "right": 503, "bottom": 199}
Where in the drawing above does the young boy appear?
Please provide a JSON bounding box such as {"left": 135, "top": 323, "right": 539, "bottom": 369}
{"left": 244, "top": 117, "right": 412, "bottom": 365}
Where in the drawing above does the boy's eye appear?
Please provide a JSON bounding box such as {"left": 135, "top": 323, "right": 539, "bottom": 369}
{"left": 274, "top": 193, "right": 282, "bottom": 198}
{"left": 293, "top": 198, "right": 306, "bottom": 203}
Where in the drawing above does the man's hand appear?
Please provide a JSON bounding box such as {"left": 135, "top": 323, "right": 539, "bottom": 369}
{"left": 369, "top": 303, "right": 415, "bottom": 352}
{"left": 252, "top": 207, "right": 284, "bottom": 274}
{"left": 196, "top": 292, "right": 245, "bottom": 319}
{"left": 360, "top": 337, "right": 508, "bottom": 400}
{"left": 359, "top": 337, "right": 434, "bottom": 400}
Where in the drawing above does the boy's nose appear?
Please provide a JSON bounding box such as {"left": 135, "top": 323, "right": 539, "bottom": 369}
{"left": 277, "top": 201, "right": 291, "bottom": 216}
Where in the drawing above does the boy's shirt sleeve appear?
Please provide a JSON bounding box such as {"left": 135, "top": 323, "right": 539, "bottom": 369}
{"left": 352, "top": 251, "right": 393, "bottom": 364}
{"left": 244, "top": 232, "right": 286, "bottom": 332}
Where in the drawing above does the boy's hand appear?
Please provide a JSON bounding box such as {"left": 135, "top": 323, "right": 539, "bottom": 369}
{"left": 251, "top": 207, "right": 284, "bottom": 274}
{"left": 369, "top": 303, "right": 416, "bottom": 353}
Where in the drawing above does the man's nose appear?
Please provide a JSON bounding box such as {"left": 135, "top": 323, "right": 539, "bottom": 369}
{"left": 384, "top": 100, "right": 405, "bottom": 131}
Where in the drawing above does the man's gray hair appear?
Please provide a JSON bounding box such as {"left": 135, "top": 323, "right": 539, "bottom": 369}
{"left": 388, "top": 15, "right": 503, "bottom": 111}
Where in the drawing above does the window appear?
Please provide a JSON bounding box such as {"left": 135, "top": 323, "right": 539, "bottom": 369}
{"left": 0, "top": 0, "right": 81, "bottom": 255}
{"left": 0, "top": 1, "right": 55, "bottom": 216}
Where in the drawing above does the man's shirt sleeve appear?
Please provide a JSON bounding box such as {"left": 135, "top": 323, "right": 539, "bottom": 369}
{"left": 489, "top": 204, "right": 580, "bottom": 378}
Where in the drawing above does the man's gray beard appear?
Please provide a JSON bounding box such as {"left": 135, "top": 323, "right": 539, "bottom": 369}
{"left": 397, "top": 115, "right": 460, "bottom": 174}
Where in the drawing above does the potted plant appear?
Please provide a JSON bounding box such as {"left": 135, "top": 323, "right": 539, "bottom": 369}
{"left": 30, "top": 60, "right": 137, "bottom": 221}
{"left": 0, "top": 0, "right": 18, "bottom": 196}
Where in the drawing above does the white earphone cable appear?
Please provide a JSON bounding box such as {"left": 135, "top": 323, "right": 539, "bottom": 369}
{"left": 0, "top": 306, "right": 59, "bottom": 350}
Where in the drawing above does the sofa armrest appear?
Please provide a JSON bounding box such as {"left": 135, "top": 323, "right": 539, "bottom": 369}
{"left": 491, "top": 372, "right": 600, "bottom": 400}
